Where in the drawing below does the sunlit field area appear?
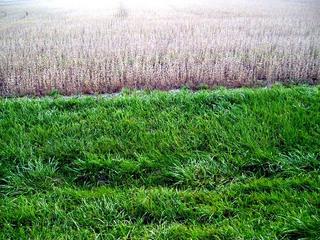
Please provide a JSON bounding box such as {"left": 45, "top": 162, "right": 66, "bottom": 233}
{"left": 0, "top": 0, "right": 319, "bottom": 96}
{"left": 1, "top": 0, "right": 320, "bottom": 239}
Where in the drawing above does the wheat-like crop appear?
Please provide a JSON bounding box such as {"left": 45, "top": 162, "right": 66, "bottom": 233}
{"left": 0, "top": 0, "right": 319, "bottom": 96}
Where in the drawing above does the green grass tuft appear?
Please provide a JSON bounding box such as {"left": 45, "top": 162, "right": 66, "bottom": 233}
{"left": 0, "top": 86, "right": 319, "bottom": 239}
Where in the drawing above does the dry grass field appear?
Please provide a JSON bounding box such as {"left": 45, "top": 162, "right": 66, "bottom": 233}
{"left": 0, "top": 0, "right": 319, "bottom": 95}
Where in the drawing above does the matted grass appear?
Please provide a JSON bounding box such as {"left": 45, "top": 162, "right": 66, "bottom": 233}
{"left": 0, "top": 86, "right": 319, "bottom": 239}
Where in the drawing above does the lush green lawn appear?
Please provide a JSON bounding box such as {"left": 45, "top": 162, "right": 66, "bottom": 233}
{"left": 0, "top": 86, "right": 319, "bottom": 239}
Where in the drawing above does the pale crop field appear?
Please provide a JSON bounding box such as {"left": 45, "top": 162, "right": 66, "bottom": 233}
{"left": 0, "top": 0, "right": 319, "bottom": 96}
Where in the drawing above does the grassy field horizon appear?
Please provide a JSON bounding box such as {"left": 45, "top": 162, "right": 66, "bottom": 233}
{"left": 1, "top": 0, "right": 320, "bottom": 239}
{"left": 1, "top": 86, "right": 319, "bottom": 239}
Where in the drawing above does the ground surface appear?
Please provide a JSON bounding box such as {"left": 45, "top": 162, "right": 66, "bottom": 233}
{"left": 0, "top": 86, "right": 319, "bottom": 239}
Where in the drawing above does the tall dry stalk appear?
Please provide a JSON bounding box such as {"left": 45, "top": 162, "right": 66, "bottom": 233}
{"left": 0, "top": 0, "right": 319, "bottom": 96}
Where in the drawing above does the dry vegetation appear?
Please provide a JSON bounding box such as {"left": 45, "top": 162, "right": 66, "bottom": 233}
{"left": 0, "top": 0, "right": 319, "bottom": 96}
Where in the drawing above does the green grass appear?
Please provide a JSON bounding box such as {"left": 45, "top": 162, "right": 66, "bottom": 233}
{"left": 0, "top": 86, "right": 319, "bottom": 239}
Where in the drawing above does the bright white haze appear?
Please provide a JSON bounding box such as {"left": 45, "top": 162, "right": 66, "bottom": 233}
{"left": 44, "top": 0, "right": 191, "bottom": 10}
